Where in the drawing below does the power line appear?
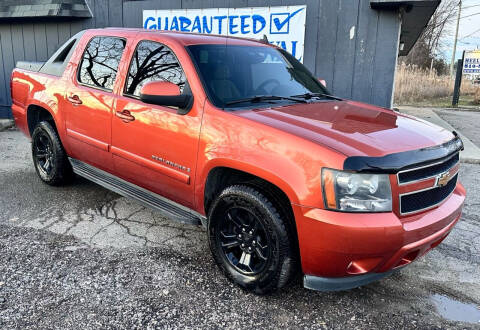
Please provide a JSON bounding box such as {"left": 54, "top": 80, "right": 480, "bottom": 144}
{"left": 461, "top": 12, "right": 480, "bottom": 19}
{"left": 460, "top": 28, "right": 480, "bottom": 40}
{"left": 462, "top": 4, "right": 480, "bottom": 9}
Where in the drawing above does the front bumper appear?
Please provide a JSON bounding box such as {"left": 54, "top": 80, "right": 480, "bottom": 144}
{"left": 293, "top": 183, "right": 465, "bottom": 291}
{"left": 304, "top": 271, "right": 395, "bottom": 292}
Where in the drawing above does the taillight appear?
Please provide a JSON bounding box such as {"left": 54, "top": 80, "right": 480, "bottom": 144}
{"left": 10, "top": 73, "right": 13, "bottom": 100}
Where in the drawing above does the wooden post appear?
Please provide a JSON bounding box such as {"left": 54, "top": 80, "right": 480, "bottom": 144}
{"left": 452, "top": 52, "right": 465, "bottom": 107}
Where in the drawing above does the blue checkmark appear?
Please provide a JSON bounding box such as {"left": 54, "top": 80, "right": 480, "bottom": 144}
{"left": 270, "top": 7, "right": 304, "bottom": 34}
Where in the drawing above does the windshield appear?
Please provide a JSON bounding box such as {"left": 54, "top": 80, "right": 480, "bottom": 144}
{"left": 187, "top": 44, "right": 329, "bottom": 109}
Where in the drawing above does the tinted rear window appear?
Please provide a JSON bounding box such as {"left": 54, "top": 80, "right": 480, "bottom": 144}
{"left": 78, "top": 36, "right": 126, "bottom": 91}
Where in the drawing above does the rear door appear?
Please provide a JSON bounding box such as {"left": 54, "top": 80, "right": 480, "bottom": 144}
{"left": 111, "top": 39, "right": 203, "bottom": 208}
{"left": 64, "top": 36, "right": 126, "bottom": 172}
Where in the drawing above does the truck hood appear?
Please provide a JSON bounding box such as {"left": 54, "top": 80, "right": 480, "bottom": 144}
{"left": 233, "top": 100, "right": 455, "bottom": 157}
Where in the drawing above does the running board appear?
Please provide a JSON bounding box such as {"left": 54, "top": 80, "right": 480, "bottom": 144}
{"left": 69, "top": 158, "right": 205, "bottom": 226}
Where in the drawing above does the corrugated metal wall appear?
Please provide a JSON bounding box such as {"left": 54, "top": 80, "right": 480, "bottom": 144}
{"left": 0, "top": 0, "right": 400, "bottom": 118}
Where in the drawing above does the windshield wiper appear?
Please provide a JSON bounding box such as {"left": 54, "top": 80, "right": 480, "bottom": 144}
{"left": 292, "top": 92, "right": 343, "bottom": 101}
{"left": 225, "top": 95, "right": 307, "bottom": 106}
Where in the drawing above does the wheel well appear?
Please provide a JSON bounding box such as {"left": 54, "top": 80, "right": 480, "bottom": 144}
{"left": 27, "top": 105, "right": 56, "bottom": 136}
{"left": 204, "top": 167, "right": 295, "bottom": 225}
{"left": 204, "top": 167, "right": 300, "bottom": 267}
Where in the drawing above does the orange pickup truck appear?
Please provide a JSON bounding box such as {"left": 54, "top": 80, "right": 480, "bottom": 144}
{"left": 11, "top": 28, "right": 465, "bottom": 294}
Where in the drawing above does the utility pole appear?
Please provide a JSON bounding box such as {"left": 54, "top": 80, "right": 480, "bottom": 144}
{"left": 450, "top": 0, "right": 462, "bottom": 77}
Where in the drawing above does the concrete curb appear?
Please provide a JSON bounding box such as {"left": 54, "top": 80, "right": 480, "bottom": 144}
{"left": 460, "top": 158, "right": 480, "bottom": 165}
{"left": 396, "top": 106, "right": 480, "bottom": 164}
{"left": 0, "top": 119, "right": 15, "bottom": 132}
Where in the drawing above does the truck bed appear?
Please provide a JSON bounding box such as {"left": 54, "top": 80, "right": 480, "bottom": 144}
{"left": 16, "top": 61, "right": 45, "bottom": 72}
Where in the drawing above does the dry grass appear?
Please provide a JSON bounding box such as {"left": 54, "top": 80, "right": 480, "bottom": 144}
{"left": 474, "top": 88, "right": 480, "bottom": 105}
{"left": 394, "top": 63, "right": 479, "bottom": 105}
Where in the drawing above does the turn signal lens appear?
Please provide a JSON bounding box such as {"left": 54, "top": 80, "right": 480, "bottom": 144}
{"left": 322, "top": 169, "right": 337, "bottom": 209}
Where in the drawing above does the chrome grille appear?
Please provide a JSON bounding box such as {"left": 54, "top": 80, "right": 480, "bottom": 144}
{"left": 400, "top": 174, "right": 458, "bottom": 214}
{"left": 398, "top": 153, "right": 459, "bottom": 185}
{"left": 398, "top": 153, "right": 459, "bottom": 215}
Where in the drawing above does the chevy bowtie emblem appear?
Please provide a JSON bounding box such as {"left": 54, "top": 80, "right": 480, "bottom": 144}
{"left": 437, "top": 171, "right": 452, "bottom": 187}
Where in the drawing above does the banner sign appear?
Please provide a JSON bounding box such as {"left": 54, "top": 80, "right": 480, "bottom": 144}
{"left": 143, "top": 6, "right": 307, "bottom": 62}
{"left": 463, "top": 50, "right": 480, "bottom": 75}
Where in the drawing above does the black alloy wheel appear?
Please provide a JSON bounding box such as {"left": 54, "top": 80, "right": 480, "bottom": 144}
{"left": 217, "top": 206, "right": 271, "bottom": 275}
{"left": 31, "top": 121, "right": 72, "bottom": 185}
{"left": 208, "top": 185, "right": 297, "bottom": 294}
{"left": 33, "top": 130, "right": 55, "bottom": 176}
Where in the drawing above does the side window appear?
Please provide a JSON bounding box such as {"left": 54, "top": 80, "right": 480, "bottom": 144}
{"left": 78, "top": 36, "right": 126, "bottom": 91}
{"left": 124, "top": 40, "right": 186, "bottom": 97}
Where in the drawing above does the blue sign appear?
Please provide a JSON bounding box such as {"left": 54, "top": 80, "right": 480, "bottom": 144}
{"left": 143, "top": 6, "right": 307, "bottom": 62}
{"left": 463, "top": 51, "right": 480, "bottom": 74}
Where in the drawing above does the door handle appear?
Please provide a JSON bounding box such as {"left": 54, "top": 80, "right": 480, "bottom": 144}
{"left": 115, "top": 110, "right": 135, "bottom": 123}
{"left": 67, "top": 94, "right": 82, "bottom": 105}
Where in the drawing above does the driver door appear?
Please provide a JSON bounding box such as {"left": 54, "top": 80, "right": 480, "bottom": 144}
{"left": 111, "top": 39, "right": 202, "bottom": 208}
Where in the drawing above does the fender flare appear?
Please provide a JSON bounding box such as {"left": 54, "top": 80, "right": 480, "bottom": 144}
{"left": 26, "top": 99, "right": 65, "bottom": 140}
{"left": 196, "top": 158, "right": 302, "bottom": 213}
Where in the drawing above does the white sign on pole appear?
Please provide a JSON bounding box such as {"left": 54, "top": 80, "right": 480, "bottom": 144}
{"left": 142, "top": 6, "right": 307, "bottom": 62}
{"left": 463, "top": 50, "right": 480, "bottom": 75}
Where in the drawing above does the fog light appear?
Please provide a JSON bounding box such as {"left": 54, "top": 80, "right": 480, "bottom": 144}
{"left": 346, "top": 257, "right": 383, "bottom": 275}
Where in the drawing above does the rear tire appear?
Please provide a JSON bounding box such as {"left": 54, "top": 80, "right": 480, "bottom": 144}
{"left": 208, "top": 185, "right": 297, "bottom": 294}
{"left": 31, "top": 121, "right": 72, "bottom": 186}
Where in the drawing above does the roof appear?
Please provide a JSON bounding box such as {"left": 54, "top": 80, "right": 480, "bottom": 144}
{"left": 101, "top": 28, "right": 271, "bottom": 47}
{"left": 0, "top": 0, "right": 92, "bottom": 19}
{"left": 145, "top": 30, "right": 270, "bottom": 47}
{"left": 370, "top": 0, "right": 441, "bottom": 56}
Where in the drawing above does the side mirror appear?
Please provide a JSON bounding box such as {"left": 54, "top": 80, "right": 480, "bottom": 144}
{"left": 318, "top": 78, "right": 327, "bottom": 88}
{"left": 139, "top": 81, "right": 193, "bottom": 114}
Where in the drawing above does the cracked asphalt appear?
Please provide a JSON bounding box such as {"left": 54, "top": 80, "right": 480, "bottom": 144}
{"left": 0, "top": 128, "right": 479, "bottom": 329}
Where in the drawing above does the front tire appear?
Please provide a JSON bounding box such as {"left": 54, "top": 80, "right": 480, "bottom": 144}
{"left": 208, "top": 185, "right": 297, "bottom": 294}
{"left": 31, "top": 121, "right": 72, "bottom": 186}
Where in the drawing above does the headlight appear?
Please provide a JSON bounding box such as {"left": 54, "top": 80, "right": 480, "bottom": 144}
{"left": 322, "top": 168, "right": 392, "bottom": 212}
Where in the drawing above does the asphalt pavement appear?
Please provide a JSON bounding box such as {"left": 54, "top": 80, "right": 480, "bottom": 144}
{"left": 398, "top": 106, "right": 480, "bottom": 164}
{"left": 435, "top": 109, "right": 480, "bottom": 148}
{"left": 0, "top": 126, "right": 479, "bottom": 329}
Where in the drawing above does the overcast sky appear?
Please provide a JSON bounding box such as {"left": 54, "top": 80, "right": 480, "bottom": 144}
{"left": 441, "top": 0, "right": 480, "bottom": 61}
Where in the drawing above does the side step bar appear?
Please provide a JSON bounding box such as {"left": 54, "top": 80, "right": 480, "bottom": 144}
{"left": 69, "top": 158, "right": 205, "bottom": 226}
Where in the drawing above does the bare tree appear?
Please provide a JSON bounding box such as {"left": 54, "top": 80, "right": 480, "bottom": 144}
{"left": 79, "top": 37, "right": 125, "bottom": 89}
{"left": 400, "top": 0, "right": 459, "bottom": 74}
